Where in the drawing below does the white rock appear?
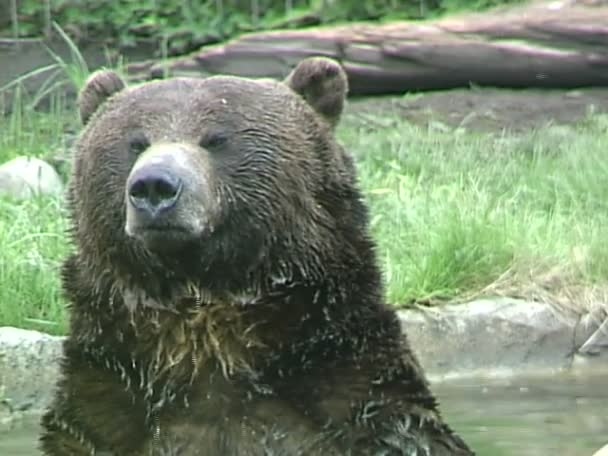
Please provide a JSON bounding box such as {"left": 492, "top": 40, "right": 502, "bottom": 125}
{"left": 593, "top": 444, "right": 608, "bottom": 456}
{"left": 0, "top": 327, "right": 64, "bottom": 413}
{"left": 0, "top": 156, "right": 64, "bottom": 200}
{"left": 400, "top": 297, "right": 579, "bottom": 381}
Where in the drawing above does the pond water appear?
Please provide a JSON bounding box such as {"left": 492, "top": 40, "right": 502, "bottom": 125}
{"left": 0, "top": 373, "right": 605, "bottom": 455}
{"left": 434, "top": 373, "right": 607, "bottom": 456}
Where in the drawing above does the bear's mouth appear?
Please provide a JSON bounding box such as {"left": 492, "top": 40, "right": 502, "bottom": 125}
{"left": 130, "top": 223, "right": 201, "bottom": 252}
{"left": 140, "top": 224, "right": 188, "bottom": 232}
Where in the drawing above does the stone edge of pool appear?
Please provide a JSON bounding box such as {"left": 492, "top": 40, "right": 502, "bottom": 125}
{"left": 1, "top": 296, "right": 607, "bottom": 429}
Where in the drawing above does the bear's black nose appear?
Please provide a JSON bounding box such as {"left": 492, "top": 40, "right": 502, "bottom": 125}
{"left": 128, "top": 167, "right": 183, "bottom": 216}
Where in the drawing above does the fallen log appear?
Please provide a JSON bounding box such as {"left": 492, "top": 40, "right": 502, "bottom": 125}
{"left": 126, "top": 0, "right": 608, "bottom": 95}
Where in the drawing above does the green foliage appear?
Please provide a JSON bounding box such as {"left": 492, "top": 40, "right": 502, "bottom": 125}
{"left": 4, "top": 0, "right": 525, "bottom": 52}
{"left": 339, "top": 112, "right": 608, "bottom": 306}
{"left": 0, "top": 84, "right": 76, "bottom": 166}
{"left": 0, "top": 21, "right": 92, "bottom": 101}
{"left": 0, "top": 22, "right": 101, "bottom": 167}
{"left": 0, "top": 196, "right": 69, "bottom": 335}
{"left": 437, "top": 0, "right": 522, "bottom": 12}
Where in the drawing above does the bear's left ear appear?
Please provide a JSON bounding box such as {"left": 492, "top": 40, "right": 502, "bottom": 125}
{"left": 285, "top": 57, "right": 348, "bottom": 129}
{"left": 79, "top": 70, "right": 126, "bottom": 125}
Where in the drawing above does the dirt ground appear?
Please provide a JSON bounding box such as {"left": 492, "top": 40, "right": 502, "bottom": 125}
{"left": 345, "top": 87, "right": 608, "bottom": 133}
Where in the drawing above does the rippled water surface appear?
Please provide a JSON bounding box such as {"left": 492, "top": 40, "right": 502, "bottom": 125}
{"left": 1, "top": 374, "right": 606, "bottom": 455}
{"left": 434, "top": 373, "right": 607, "bottom": 456}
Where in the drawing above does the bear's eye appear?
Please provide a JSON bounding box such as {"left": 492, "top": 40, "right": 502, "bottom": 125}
{"left": 128, "top": 133, "right": 150, "bottom": 156}
{"left": 199, "top": 132, "right": 228, "bottom": 150}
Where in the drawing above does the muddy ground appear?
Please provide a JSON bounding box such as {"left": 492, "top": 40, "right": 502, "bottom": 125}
{"left": 345, "top": 87, "right": 608, "bottom": 133}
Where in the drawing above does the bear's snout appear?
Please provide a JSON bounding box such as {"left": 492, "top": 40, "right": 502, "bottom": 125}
{"left": 128, "top": 166, "right": 183, "bottom": 217}
{"left": 124, "top": 142, "right": 210, "bottom": 251}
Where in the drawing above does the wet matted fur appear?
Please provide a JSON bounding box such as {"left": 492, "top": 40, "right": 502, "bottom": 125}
{"left": 40, "top": 57, "right": 474, "bottom": 455}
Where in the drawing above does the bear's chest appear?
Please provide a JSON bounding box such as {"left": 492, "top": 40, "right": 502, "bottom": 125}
{"left": 89, "top": 293, "right": 358, "bottom": 454}
{"left": 141, "top": 391, "right": 344, "bottom": 456}
{"left": 108, "top": 310, "right": 262, "bottom": 409}
{"left": 100, "top": 350, "right": 343, "bottom": 456}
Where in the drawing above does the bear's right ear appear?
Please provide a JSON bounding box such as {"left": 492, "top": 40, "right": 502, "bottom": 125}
{"left": 79, "top": 70, "right": 126, "bottom": 125}
{"left": 285, "top": 57, "right": 348, "bottom": 129}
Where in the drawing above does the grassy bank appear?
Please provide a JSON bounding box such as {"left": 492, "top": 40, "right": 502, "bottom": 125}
{"left": 341, "top": 112, "right": 608, "bottom": 308}
{"left": 1, "top": 103, "right": 608, "bottom": 334}
{"left": 0, "top": 196, "right": 69, "bottom": 334}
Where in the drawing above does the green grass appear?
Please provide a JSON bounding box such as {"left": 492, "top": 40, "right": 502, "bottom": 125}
{"left": 1, "top": 101, "right": 608, "bottom": 333}
{"left": 0, "top": 196, "right": 69, "bottom": 335}
{"left": 0, "top": 91, "right": 76, "bottom": 165}
{"left": 0, "top": 22, "right": 86, "bottom": 165}
{"left": 339, "top": 112, "right": 608, "bottom": 307}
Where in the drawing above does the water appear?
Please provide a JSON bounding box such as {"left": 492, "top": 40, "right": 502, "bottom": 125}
{"left": 434, "top": 373, "right": 607, "bottom": 456}
{"left": 0, "top": 414, "right": 42, "bottom": 456}
{"left": 1, "top": 374, "right": 605, "bottom": 455}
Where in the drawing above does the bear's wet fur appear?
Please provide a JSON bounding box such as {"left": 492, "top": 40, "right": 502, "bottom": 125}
{"left": 40, "top": 57, "right": 474, "bottom": 455}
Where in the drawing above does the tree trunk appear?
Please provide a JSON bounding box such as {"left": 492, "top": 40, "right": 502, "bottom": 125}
{"left": 128, "top": 0, "right": 608, "bottom": 96}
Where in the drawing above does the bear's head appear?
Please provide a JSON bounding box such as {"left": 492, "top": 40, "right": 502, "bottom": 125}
{"left": 70, "top": 57, "right": 370, "bottom": 300}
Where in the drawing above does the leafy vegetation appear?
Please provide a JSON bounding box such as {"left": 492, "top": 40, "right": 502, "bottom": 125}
{"left": 3, "top": 0, "right": 525, "bottom": 55}
{"left": 340, "top": 112, "right": 608, "bottom": 307}
{"left": 0, "top": 196, "right": 69, "bottom": 334}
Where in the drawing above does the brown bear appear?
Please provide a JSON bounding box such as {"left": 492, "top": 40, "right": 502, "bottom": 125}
{"left": 39, "top": 57, "right": 474, "bottom": 455}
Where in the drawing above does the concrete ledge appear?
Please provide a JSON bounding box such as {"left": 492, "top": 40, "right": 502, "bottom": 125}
{"left": 1, "top": 297, "right": 606, "bottom": 425}
{"left": 0, "top": 327, "right": 63, "bottom": 430}
{"left": 401, "top": 297, "right": 608, "bottom": 381}
{"left": 0, "top": 328, "right": 63, "bottom": 413}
